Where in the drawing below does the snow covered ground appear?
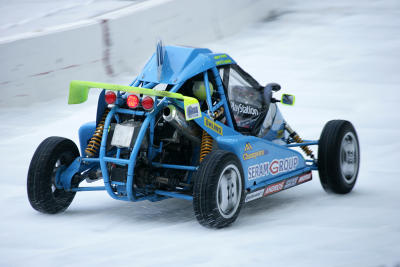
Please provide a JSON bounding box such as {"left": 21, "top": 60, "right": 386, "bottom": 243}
{"left": 0, "top": 0, "right": 141, "bottom": 39}
{"left": 1, "top": 0, "right": 400, "bottom": 266}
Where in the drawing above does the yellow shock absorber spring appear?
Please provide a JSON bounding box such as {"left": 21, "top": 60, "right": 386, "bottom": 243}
{"left": 285, "top": 124, "right": 315, "bottom": 159}
{"left": 293, "top": 134, "right": 314, "bottom": 159}
{"left": 199, "top": 130, "right": 213, "bottom": 162}
{"left": 85, "top": 109, "right": 110, "bottom": 157}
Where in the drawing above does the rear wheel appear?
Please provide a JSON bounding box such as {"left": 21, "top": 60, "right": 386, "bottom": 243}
{"left": 318, "top": 120, "right": 360, "bottom": 194}
{"left": 193, "top": 150, "right": 244, "bottom": 228}
{"left": 27, "top": 137, "right": 80, "bottom": 214}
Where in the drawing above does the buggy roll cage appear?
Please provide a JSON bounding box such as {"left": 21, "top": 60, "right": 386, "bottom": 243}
{"left": 63, "top": 59, "right": 237, "bottom": 202}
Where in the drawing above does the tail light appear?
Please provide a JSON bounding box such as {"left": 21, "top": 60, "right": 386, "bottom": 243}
{"left": 105, "top": 91, "right": 116, "bottom": 104}
{"left": 127, "top": 94, "right": 140, "bottom": 108}
{"left": 142, "top": 96, "right": 154, "bottom": 110}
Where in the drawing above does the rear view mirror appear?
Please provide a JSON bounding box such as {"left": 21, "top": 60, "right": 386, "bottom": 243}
{"left": 265, "top": 83, "right": 281, "bottom": 92}
{"left": 281, "top": 94, "right": 295, "bottom": 106}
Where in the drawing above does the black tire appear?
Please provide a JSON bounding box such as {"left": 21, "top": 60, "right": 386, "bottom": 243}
{"left": 318, "top": 120, "right": 360, "bottom": 194}
{"left": 27, "top": 136, "right": 80, "bottom": 214}
{"left": 193, "top": 150, "right": 245, "bottom": 228}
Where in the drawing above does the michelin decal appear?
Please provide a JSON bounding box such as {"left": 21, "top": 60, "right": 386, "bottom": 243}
{"left": 245, "top": 190, "right": 264, "bottom": 202}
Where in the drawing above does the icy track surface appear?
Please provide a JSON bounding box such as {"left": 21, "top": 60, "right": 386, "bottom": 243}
{"left": 1, "top": 0, "right": 400, "bottom": 266}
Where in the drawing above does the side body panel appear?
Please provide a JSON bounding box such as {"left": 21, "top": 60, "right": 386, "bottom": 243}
{"left": 78, "top": 121, "right": 96, "bottom": 156}
{"left": 193, "top": 113, "right": 307, "bottom": 190}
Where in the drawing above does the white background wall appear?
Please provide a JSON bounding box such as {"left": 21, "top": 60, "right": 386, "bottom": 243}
{"left": 0, "top": 0, "right": 282, "bottom": 107}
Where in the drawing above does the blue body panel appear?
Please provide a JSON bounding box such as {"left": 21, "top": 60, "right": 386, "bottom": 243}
{"left": 192, "top": 113, "right": 306, "bottom": 189}
{"left": 138, "top": 46, "right": 235, "bottom": 84}
{"left": 78, "top": 121, "right": 96, "bottom": 156}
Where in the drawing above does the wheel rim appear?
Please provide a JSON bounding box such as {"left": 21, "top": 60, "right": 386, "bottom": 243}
{"left": 50, "top": 153, "right": 71, "bottom": 197}
{"left": 216, "top": 164, "right": 242, "bottom": 219}
{"left": 340, "top": 132, "right": 359, "bottom": 184}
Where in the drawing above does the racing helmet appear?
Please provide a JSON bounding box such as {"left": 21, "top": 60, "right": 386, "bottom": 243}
{"left": 192, "top": 81, "right": 213, "bottom": 101}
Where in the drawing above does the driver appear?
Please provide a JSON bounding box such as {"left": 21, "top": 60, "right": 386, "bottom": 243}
{"left": 192, "top": 81, "right": 214, "bottom": 101}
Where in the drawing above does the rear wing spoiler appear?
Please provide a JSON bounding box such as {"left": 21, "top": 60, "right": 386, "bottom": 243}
{"left": 68, "top": 80, "right": 201, "bottom": 120}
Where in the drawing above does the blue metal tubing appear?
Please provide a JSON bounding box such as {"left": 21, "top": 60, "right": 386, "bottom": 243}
{"left": 125, "top": 82, "right": 182, "bottom": 201}
{"left": 285, "top": 141, "right": 319, "bottom": 147}
{"left": 99, "top": 106, "right": 128, "bottom": 201}
{"left": 152, "top": 162, "right": 198, "bottom": 171}
{"left": 71, "top": 186, "right": 106, "bottom": 192}
{"left": 213, "top": 101, "right": 224, "bottom": 111}
{"left": 142, "top": 82, "right": 157, "bottom": 89}
{"left": 155, "top": 190, "right": 193, "bottom": 201}
{"left": 111, "top": 181, "right": 126, "bottom": 186}
{"left": 98, "top": 82, "right": 185, "bottom": 202}
{"left": 81, "top": 157, "right": 100, "bottom": 163}
{"left": 310, "top": 165, "right": 318, "bottom": 171}
{"left": 115, "top": 108, "right": 145, "bottom": 116}
{"left": 130, "top": 79, "right": 140, "bottom": 87}
{"left": 211, "top": 67, "right": 234, "bottom": 127}
{"left": 203, "top": 71, "right": 214, "bottom": 112}
{"left": 148, "top": 116, "right": 155, "bottom": 161}
{"left": 126, "top": 115, "right": 152, "bottom": 201}
{"left": 154, "top": 83, "right": 183, "bottom": 107}
{"left": 103, "top": 156, "right": 130, "bottom": 166}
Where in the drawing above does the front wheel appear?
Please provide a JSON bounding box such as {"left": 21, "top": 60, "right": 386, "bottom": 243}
{"left": 193, "top": 150, "right": 244, "bottom": 228}
{"left": 318, "top": 120, "right": 360, "bottom": 194}
{"left": 27, "top": 136, "right": 80, "bottom": 214}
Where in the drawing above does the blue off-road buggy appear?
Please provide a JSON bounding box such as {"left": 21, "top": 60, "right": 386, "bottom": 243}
{"left": 28, "top": 44, "right": 360, "bottom": 228}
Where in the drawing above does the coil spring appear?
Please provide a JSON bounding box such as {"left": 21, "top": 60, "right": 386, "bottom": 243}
{"left": 199, "top": 130, "right": 213, "bottom": 162}
{"left": 293, "top": 134, "right": 314, "bottom": 159}
{"left": 85, "top": 109, "right": 110, "bottom": 157}
{"left": 213, "top": 107, "right": 224, "bottom": 119}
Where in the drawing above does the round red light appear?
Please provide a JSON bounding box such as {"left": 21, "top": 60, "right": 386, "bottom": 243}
{"left": 142, "top": 96, "right": 154, "bottom": 110}
{"left": 127, "top": 94, "right": 140, "bottom": 108}
{"left": 105, "top": 91, "right": 116, "bottom": 104}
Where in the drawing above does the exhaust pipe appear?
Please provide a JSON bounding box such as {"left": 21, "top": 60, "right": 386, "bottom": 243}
{"left": 163, "top": 105, "right": 201, "bottom": 144}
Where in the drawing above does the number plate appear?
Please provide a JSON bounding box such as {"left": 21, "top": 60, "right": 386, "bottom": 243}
{"left": 111, "top": 124, "right": 135, "bottom": 148}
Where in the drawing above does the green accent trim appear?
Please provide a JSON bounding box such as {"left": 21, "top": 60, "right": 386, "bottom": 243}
{"left": 215, "top": 59, "right": 232, "bottom": 65}
{"left": 281, "top": 93, "right": 295, "bottom": 106}
{"left": 68, "top": 80, "right": 201, "bottom": 120}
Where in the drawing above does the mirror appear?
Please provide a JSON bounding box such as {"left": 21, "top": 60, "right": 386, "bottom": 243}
{"left": 265, "top": 83, "right": 281, "bottom": 92}
{"left": 281, "top": 94, "right": 295, "bottom": 105}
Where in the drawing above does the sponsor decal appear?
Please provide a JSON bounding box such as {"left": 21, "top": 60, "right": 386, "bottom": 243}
{"left": 243, "top": 150, "right": 266, "bottom": 161}
{"left": 297, "top": 172, "right": 312, "bottom": 184}
{"left": 245, "top": 190, "right": 264, "bottom": 202}
{"left": 264, "top": 181, "right": 285, "bottom": 196}
{"left": 247, "top": 156, "right": 299, "bottom": 180}
{"left": 284, "top": 176, "right": 299, "bottom": 189}
{"left": 244, "top": 142, "right": 253, "bottom": 152}
{"left": 216, "top": 59, "right": 232, "bottom": 65}
{"left": 248, "top": 162, "right": 269, "bottom": 180}
{"left": 245, "top": 172, "right": 312, "bottom": 201}
{"left": 186, "top": 104, "right": 200, "bottom": 119}
{"left": 214, "top": 54, "right": 227, "bottom": 60}
{"left": 231, "top": 102, "right": 259, "bottom": 116}
{"left": 214, "top": 55, "right": 232, "bottom": 65}
{"left": 204, "top": 117, "right": 223, "bottom": 135}
{"left": 276, "top": 129, "right": 284, "bottom": 139}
